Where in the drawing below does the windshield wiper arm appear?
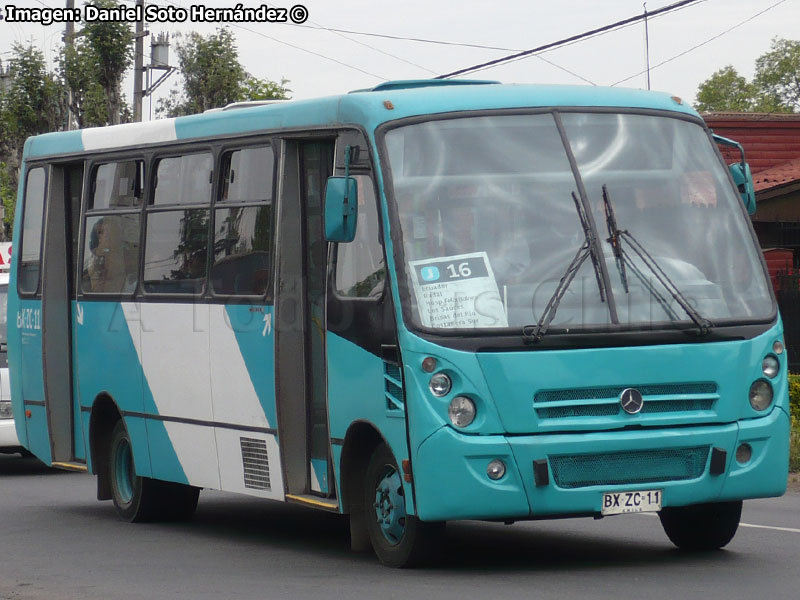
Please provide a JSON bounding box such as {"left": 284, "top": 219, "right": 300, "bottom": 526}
{"left": 601, "top": 185, "right": 710, "bottom": 334}
{"left": 618, "top": 230, "right": 712, "bottom": 334}
{"left": 602, "top": 184, "right": 629, "bottom": 293}
{"left": 523, "top": 192, "right": 607, "bottom": 343}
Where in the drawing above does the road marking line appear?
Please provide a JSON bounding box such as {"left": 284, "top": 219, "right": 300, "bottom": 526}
{"left": 740, "top": 523, "right": 800, "bottom": 534}
{"left": 636, "top": 512, "right": 800, "bottom": 533}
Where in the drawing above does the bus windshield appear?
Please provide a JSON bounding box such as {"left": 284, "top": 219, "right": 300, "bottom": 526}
{"left": 384, "top": 111, "right": 773, "bottom": 333}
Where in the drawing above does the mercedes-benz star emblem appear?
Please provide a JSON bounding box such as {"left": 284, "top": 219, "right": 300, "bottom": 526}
{"left": 619, "top": 388, "right": 644, "bottom": 414}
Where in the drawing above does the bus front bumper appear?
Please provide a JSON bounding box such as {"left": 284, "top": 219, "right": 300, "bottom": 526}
{"left": 413, "top": 408, "right": 789, "bottom": 522}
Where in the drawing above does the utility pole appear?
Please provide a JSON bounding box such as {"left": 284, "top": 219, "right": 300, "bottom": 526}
{"left": 65, "top": 0, "right": 75, "bottom": 130}
{"left": 133, "top": 0, "right": 145, "bottom": 122}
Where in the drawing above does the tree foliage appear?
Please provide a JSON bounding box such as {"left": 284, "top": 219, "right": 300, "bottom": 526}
{"left": 754, "top": 38, "right": 800, "bottom": 112}
{"left": 0, "top": 45, "right": 63, "bottom": 237}
{"left": 158, "top": 28, "right": 289, "bottom": 117}
{"left": 695, "top": 66, "right": 756, "bottom": 113}
{"left": 695, "top": 38, "right": 799, "bottom": 113}
{"left": 1, "top": 44, "right": 63, "bottom": 150}
{"left": 61, "top": 0, "right": 133, "bottom": 126}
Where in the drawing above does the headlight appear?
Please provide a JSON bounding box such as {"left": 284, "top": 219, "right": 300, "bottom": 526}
{"left": 762, "top": 355, "right": 779, "bottom": 378}
{"left": 0, "top": 401, "right": 12, "bottom": 419}
{"left": 749, "top": 380, "right": 773, "bottom": 411}
{"left": 448, "top": 396, "right": 476, "bottom": 428}
{"left": 429, "top": 373, "right": 451, "bottom": 397}
{"left": 773, "top": 340, "right": 784, "bottom": 355}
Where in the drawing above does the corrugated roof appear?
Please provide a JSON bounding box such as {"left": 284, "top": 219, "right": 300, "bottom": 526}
{"left": 753, "top": 156, "right": 800, "bottom": 192}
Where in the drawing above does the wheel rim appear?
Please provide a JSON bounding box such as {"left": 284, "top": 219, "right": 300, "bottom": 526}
{"left": 114, "top": 437, "right": 134, "bottom": 505}
{"left": 373, "top": 465, "right": 406, "bottom": 545}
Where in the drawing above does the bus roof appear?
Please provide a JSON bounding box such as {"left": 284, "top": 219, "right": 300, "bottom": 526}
{"left": 22, "top": 81, "right": 699, "bottom": 160}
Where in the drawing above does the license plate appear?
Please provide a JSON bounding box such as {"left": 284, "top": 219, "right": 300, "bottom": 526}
{"left": 601, "top": 489, "right": 662, "bottom": 516}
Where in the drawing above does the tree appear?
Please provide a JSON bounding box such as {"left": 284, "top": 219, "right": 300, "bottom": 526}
{"left": 61, "top": 0, "right": 133, "bottom": 126}
{"left": 695, "top": 66, "right": 756, "bottom": 113}
{"left": 158, "top": 28, "right": 290, "bottom": 117}
{"left": 0, "top": 44, "right": 63, "bottom": 237}
{"left": 694, "top": 38, "right": 798, "bottom": 113}
{"left": 754, "top": 38, "right": 800, "bottom": 112}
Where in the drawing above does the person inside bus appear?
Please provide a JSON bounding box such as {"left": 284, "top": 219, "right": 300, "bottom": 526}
{"left": 86, "top": 217, "right": 132, "bottom": 293}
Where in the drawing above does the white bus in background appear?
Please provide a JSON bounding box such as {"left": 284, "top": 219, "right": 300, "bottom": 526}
{"left": 0, "top": 242, "right": 20, "bottom": 454}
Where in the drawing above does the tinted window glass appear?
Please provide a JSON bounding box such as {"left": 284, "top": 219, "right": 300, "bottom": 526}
{"left": 335, "top": 175, "right": 385, "bottom": 298}
{"left": 91, "top": 160, "right": 143, "bottom": 209}
{"left": 143, "top": 209, "right": 209, "bottom": 294}
{"left": 211, "top": 206, "right": 272, "bottom": 295}
{"left": 18, "top": 167, "right": 47, "bottom": 294}
{"left": 220, "top": 146, "right": 274, "bottom": 203}
{"left": 154, "top": 153, "right": 213, "bottom": 205}
{"left": 82, "top": 215, "right": 140, "bottom": 294}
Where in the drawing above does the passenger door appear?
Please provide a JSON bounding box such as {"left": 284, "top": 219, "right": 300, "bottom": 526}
{"left": 274, "top": 137, "right": 336, "bottom": 501}
{"left": 41, "top": 163, "right": 83, "bottom": 463}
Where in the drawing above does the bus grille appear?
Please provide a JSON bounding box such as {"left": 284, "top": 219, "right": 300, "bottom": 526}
{"left": 240, "top": 437, "right": 271, "bottom": 490}
{"left": 534, "top": 383, "right": 717, "bottom": 420}
{"left": 549, "top": 446, "right": 710, "bottom": 489}
{"left": 384, "top": 362, "right": 404, "bottom": 411}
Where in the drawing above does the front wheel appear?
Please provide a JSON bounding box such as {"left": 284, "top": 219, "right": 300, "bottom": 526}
{"left": 363, "top": 442, "right": 444, "bottom": 567}
{"left": 108, "top": 420, "right": 199, "bottom": 522}
{"left": 659, "top": 500, "right": 742, "bottom": 551}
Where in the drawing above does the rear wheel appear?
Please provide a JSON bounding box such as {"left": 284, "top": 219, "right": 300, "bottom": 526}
{"left": 659, "top": 500, "right": 742, "bottom": 551}
{"left": 364, "top": 442, "right": 444, "bottom": 567}
{"left": 108, "top": 421, "right": 199, "bottom": 522}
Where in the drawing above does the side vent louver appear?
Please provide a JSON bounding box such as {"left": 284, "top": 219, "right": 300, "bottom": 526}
{"left": 240, "top": 437, "right": 271, "bottom": 490}
{"left": 384, "top": 362, "right": 404, "bottom": 412}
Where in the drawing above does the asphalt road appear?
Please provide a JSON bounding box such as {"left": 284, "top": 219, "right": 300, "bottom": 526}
{"left": 1, "top": 454, "right": 799, "bottom": 600}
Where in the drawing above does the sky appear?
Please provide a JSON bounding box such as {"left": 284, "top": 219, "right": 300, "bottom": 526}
{"left": 1, "top": 0, "right": 798, "bottom": 120}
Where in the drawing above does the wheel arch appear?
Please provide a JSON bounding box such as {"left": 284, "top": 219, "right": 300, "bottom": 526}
{"left": 338, "top": 420, "right": 388, "bottom": 515}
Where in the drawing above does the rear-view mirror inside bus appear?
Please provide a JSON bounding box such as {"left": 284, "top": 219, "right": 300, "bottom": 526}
{"left": 324, "top": 176, "right": 358, "bottom": 242}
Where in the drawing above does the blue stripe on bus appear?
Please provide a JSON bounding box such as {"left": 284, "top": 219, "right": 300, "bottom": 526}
{"left": 224, "top": 303, "right": 277, "bottom": 429}
{"left": 76, "top": 301, "right": 187, "bottom": 483}
{"left": 22, "top": 84, "right": 699, "bottom": 159}
{"left": 26, "top": 130, "right": 84, "bottom": 157}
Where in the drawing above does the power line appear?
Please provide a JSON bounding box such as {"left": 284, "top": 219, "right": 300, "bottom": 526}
{"left": 435, "top": 0, "right": 705, "bottom": 79}
{"left": 156, "top": 0, "right": 387, "bottom": 80}
{"left": 611, "top": 0, "right": 789, "bottom": 86}
{"left": 293, "top": 19, "right": 597, "bottom": 84}
{"left": 309, "top": 25, "right": 438, "bottom": 75}
{"left": 291, "top": 24, "right": 522, "bottom": 52}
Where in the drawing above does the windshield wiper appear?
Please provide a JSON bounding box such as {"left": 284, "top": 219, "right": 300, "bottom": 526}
{"left": 602, "top": 184, "right": 629, "bottom": 293}
{"left": 602, "top": 185, "right": 713, "bottom": 336}
{"left": 523, "top": 192, "right": 607, "bottom": 343}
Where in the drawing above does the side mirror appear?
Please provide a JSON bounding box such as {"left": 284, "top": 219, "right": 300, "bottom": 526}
{"left": 324, "top": 176, "right": 358, "bottom": 242}
{"left": 712, "top": 133, "right": 757, "bottom": 215}
{"left": 728, "top": 161, "right": 756, "bottom": 215}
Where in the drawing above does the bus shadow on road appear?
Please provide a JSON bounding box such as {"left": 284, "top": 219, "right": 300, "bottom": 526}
{"left": 125, "top": 491, "right": 744, "bottom": 572}
{"left": 436, "top": 519, "right": 741, "bottom": 572}
{"left": 0, "top": 454, "right": 65, "bottom": 477}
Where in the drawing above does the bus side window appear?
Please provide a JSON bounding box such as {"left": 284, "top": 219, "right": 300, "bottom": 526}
{"left": 334, "top": 175, "right": 385, "bottom": 298}
{"left": 18, "top": 167, "right": 47, "bottom": 295}
{"left": 143, "top": 152, "right": 213, "bottom": 294}
{"left": 91, "top": 160, "right": 144, "bottom": 209}
{"left": 81, "top": 160, "right": 144, "bottom": 295}
{"left": 82, "top": 214, "right": 140, "bottom": 294}
{"left": 211, "top": 146, "right": 275, "bottom": 297}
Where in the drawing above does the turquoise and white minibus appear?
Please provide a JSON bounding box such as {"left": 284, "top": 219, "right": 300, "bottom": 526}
{"left": 9, "top": 80, "right": 789, "bottom": 566}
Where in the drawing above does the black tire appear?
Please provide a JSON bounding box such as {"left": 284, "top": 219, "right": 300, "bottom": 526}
{"left": 363, "top": 442, "right": 444, "bottom": 567}
{"left": 659, "top": 500, "right": 742, "bottom": 551}
{"left": 108, "top": 420, "right": 199, "bottom": 522}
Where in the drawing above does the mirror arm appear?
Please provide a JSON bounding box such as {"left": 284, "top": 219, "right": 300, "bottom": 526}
{"left": 712, "top": 133, "right": 746, "bottom": 170}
